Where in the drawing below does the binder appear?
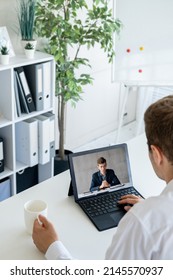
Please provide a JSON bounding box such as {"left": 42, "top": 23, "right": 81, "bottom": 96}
{"left": 0, "top": 177, "right": 11, "bottom": 201}
{"left": 15, "top": 118, "right": 38, "bottom": 167}
{"left": 24, "top": 63, "right": 44, "bottom": 111}
{"left": 0, "top": 138, "right": 4, "bottom": 173}
{"left": 15, "top": 67, "right": 35, "bottom": 112}
{"left": 42, "top": 112, "right": 55, "bottom": 159}
{"left": 42, "top": 61, "right": 52, "bottom": 109}
{"left": 14, "top": 71, "right": 22, "bottom": 117}
{"left": 15, "top": 70, "right": 29, "bottom": 114}
{"left": 34, "top": 115, "right": 50, "bottom": 165}
{"left": 24, "top": 61, "right": 52, "bottom": 111}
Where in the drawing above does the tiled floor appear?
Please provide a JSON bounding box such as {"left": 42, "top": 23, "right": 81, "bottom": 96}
{"left": 74, "top": 121, "right": 141, "bottom": 152}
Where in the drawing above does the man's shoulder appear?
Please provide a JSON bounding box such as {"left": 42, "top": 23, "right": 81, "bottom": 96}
{"left": 92, "top": 171, "right": 99, "bottom": 177}
{"left": 106, "top": 169, "right": 114, "bottom": 174}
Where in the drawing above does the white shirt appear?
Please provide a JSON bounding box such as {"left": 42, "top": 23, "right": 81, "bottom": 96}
{"left": 46, "top": 180, "right": 173, "bottom": 259}
{"left": 45, "top": 240, "right": 73, "bottom": 260}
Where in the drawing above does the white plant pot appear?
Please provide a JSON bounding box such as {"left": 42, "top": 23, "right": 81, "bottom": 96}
{"left": 24, "top": 49, "right": 35, "bottom": 59}
{"left": 0, "top": 54, "right": 10, "bottom": 65}
{"left": 21, "top": 40, "right": 37, "bottom": 53}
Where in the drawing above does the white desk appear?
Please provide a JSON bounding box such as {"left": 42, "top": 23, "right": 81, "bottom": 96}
{"left": 0, "top": 134, "right": 164, "bottom": 260}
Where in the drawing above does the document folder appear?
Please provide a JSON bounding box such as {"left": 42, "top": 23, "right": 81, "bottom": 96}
{"left": 34, "top": 115, "right": 50, "bottom": 165}
{"left": 42, "top": 112, "right": 55, "bottom": 159}
{"left": 24, "top": 61, "right": 52, "bottom": 111}
{"left": 24, "top": 63, "right": 44, "bottom": 111}
{"left": 0, "top": 138, "right": 4, "bottom": 173}
{"left": 14, "top": 71, "right": 22, "bottom": 117}
{"left": 42, "top": 61, "right": 52, "bottom": 109}
{"left": 0, "top": 177, "right": 11, "bottom": 202}
{"left": 15, "top": 67, "right": 35, "bottom": 112}
{"left": 15, "top": 70, "right": 29, "bottom": 114}
{"left": 15, "top": 118, "right": 38, "bottom": 167}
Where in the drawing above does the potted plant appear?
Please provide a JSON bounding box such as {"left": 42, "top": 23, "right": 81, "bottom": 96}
{"left": 34, "top": 0, "right": 122, "bottom": 163}
{"left": 24, "top": 42, "right": 35, "bottom": 59}
{"left": 17, "top": 0, "right": 37, "bottom": 49}
{"left": 0, "top": 46, "right": 10, "bottom": 65}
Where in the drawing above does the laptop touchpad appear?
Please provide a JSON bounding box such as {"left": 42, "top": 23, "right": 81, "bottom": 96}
{"left": 93, "top": 211, "right": 125, "bottom": 231}
{"left": 110, "top": 211, "right": 125, "bottom": 225}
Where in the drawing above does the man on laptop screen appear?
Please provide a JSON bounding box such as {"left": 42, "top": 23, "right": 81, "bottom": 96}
{"left": 90, "top": 157, "right": 121, "bottom": 192}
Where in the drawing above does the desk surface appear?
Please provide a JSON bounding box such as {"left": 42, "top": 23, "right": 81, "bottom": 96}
{"left": 0, "top": 134, "right": 165, "bottom": 260}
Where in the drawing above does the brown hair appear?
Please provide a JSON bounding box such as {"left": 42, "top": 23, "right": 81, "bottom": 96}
{"left": 144, "top": 95, "right": 173, "bottom": 164}
{"left": 97, "top": 157, "right": 107, "bottom": 165}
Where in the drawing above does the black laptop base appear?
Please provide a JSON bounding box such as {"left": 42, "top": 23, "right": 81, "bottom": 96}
{"left": 78, "top": 186, "right": 143, "bottom": 231}
{"left": 80, "top": 203, "right": 126, "bottom": 231}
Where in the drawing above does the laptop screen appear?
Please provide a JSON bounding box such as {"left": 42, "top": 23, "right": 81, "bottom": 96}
{"left": 68, "top": 143, "right": 133, "bottom": 200}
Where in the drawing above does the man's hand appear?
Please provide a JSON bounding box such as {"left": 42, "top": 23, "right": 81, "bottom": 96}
{"left": 118, "top": 194, "right": 143, "bottom": 211}
{"left": 100, "top": 180, "right": 110, "bottom": 189}
{"left": 32, "top": 215, "right": 58, "bottom": 254}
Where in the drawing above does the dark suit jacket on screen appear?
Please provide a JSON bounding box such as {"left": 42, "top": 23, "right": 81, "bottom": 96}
{"left": 90, "top": 169, "right": 121, "bottom": 192}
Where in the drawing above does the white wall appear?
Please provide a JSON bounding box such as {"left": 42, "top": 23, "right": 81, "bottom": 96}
{"left": 0, "top": 0, "right": 22, "bottom": 53}
{"left": 65, "top": 66, "right": 120, "bottom": 149}
{"left": 115, "top": 0, "right": 173, "bottom": 82}
{"left": 0, "top": 0, "right": 120, "bottom": 151}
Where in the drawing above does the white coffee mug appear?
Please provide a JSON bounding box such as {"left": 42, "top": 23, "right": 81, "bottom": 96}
{"left": 24, "top": 199, "right": 48, "bottom": 234}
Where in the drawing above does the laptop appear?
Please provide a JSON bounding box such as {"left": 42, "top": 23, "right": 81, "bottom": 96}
{"left": 68, "top": 143, "right": 143, "bottom": 231}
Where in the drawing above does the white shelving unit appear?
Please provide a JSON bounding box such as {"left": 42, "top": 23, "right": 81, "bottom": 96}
{"left": 0, "top": 51, "right": 55, "bottom": 198}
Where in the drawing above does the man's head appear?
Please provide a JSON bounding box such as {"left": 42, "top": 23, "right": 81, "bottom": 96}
{"left": 144, "top": 95, "right": 173, "bottom": 181}
{"left": 97, "top": 157, "right": 107, "bottom": 175}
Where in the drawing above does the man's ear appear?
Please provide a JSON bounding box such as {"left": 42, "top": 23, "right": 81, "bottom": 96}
{"left": 150, "top": 145, "right": 163, "bottom": 165}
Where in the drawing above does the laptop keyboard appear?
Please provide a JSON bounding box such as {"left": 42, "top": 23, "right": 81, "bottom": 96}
{"left": 80, "top": 187, "right": 141, "bottom": 218}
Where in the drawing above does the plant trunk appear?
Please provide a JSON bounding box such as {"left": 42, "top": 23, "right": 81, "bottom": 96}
{"left": 58, "top": 95, "right": 66, "bottom": 160}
